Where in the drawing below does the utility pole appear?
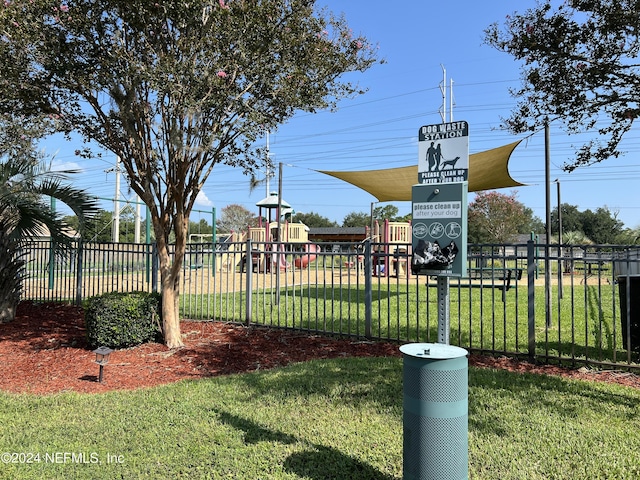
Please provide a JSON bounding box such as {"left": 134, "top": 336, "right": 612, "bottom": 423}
{"left": 265, "top": 131, "right": 276, "bottom": 196}
{"left": 440, "top": 65, "right": 447, "bottom": 123}
{"left": 439, "top": 65, "right": 455, "bottom": 123}
{"left": 266, "top": 131, "right": 270, "bottom": 196}
{"left": 134, "top": 194, "right": 141, "bottom": 243}
{"left": 113, "top": 156, "right": 121, "bottom": 243}
{"left": 105, "top": 156, "right": 122, "bottom": 243}
{"left": 450, "top": 77, "right": 455, "bottom": 121}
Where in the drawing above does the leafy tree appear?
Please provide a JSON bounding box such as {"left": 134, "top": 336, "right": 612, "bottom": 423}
{"left": 0, "top": 1, "right": 378, "bottom": 347}
{"left": 468, "top": 190, "right": 536, "bottom": 243}
{"left": 0, "top": 115, "right": 55, "bottom": 163}
{"left": 580, "top": 207, "right": 624, "bottom": 244}
{"left": 0, "top": 154, "right": 97, "bottom": 322}
{"left": 89, "top": 211, "right": 117, "bottom": 242}
{"left": 64, "top": 207, "right": 146, "bottom": 243}
{"left": 521, "top": 204, "right": 545, "bottom": 235}
{"left": 188, "top": 218, "right": 213, "bottom": 238}
{"left": 291, "top": 211, "right": 337, "bottom": 228}
{"left": 615, "top": 226, "right": 640, "bottom": 245}
{"left": 485, "top": 1, "right": 640, "bottom": 170}
{"left": 216, "top": 204, "right": 257, "bottom": 234}
{"left": 342, "top": 205, "right": 407, "bottom": 229}
{"left": 549, "top": 203, "right": 626, "bottom": 244}
{"left": 342, "top": 211, "right": 370, "bottom": 228}
{"left": 373, "top": 204, "right": 399, "bottom": 221}
{"left": 396, "top": 212, "right": 412, "bottom": 223}
{"left": 551, "top": 203, "right": 583, "bottom": 236}
{"left": 64, "top": 210, "right": 111, "bottom": 242}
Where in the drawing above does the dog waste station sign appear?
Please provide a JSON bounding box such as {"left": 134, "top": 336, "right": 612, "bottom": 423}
{"left": 411, "top": 183, "right": 467, "bottom": 277}
{"left": 412, "top": 121, "right": 469, "bottom": 344}
{"left": 413, "top": 121, "right": 469, "bottom": 279}
{"left": 418, "top": 121, "right": 469, "bottom": 184}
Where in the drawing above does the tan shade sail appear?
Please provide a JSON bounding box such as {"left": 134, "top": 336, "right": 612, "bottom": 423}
{"left": 318, "top": 140, "right": 524, "bottom": 202}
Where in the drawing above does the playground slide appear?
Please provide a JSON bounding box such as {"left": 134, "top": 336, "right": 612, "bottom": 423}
{"left": 294, "top": 243, "right": 318, "bottom": 269}
{"left": 271, "top": 243, "right": 290, "bottom": 271}
{"left": 215, "top": 233, "right": 244, "bottom": 272}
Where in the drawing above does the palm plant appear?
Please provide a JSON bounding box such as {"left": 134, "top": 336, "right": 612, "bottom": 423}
{"left": 0, "top": 156, "right": 98, "bottom": 322}
{"left": 559, "top": 230, "right": 593, "bottom": 245}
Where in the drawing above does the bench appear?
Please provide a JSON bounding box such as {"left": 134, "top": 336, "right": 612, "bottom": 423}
{"left": 427, "top": 268, "right": 522, "bottom": 301}
{"left": 573, "top": 260, "right": 609, "bottom": 279}
{"left": 456, "top": 268, "right": 523, "bottom": 302}
{"left": 468, "top": 267, "right": 522, "bottom": 281}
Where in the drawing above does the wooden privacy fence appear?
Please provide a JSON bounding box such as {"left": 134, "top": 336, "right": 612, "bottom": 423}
{"left": 18, "top": 239, "right": 640, "bottom": 371}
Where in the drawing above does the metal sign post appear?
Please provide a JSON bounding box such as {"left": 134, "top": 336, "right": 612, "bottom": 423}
{"left": 412, "top": 121, "right": 469, "bottom": 345}
{"left": 437, "top": 276, "right": 451, "bottom": 344}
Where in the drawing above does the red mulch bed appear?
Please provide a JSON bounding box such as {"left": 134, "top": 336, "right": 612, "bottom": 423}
{"left": 1, "top": 301, "right": 639, "bottom": 395}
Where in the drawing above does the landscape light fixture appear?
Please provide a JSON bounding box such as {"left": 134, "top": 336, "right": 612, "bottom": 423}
{"left": 93, "top": 346, "right": 113, "bottom": 383}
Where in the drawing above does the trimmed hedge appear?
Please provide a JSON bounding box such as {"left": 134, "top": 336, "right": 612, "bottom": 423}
{"left": 85, "top": 292, "right": 162, "bottom": 349}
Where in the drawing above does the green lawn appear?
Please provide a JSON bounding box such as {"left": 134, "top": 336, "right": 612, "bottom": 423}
{"left": 1, "top": 357, "right": 639, "bottom": 479}
{"left": 182, "top": 281, "right": 630, "bottom": 365}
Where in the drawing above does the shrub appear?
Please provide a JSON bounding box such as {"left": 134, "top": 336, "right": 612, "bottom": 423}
{"left": 85, "top": 292, "right": 162, "bottom": 349}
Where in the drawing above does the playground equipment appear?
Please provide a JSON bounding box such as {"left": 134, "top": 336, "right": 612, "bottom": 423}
{"left": 293, "top": 243, "right": 319, "bottom": 269}
{"left": 373, "top": 220, "right": 412, "bottom": 277}
{"left": 214, "top": 231, "right": 246, "bottom": 272}
{"left": 246, "top": 192, "right": 315, "bottom": 272}
{"left": 248, "top": 221, "right": 309, "bottom": 244}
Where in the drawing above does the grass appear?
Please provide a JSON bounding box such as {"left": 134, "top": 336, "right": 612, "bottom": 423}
{"left": 1, "top": 357, "right": 639, "bottom": 479}
{"left": 181, "top": 281, "right": 630, "bottom": 365}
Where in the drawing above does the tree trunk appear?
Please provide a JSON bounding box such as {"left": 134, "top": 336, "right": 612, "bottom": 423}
{"left": 0, "top": 229, "right": 22, "bottom": 323}
{"left": 0, "top": 276, "right": 18, "bottom": 323}
{"left": 0, "top": 300, "right": 17, "bottom": 323}
{"left": 155, "top": 235, "right": 185, "bottom": 349}
{"left": 161, "top": 278, "right": 184, "bottom": 349}
{"left": 147, "top": 198, "right": 191, "bottom": 349}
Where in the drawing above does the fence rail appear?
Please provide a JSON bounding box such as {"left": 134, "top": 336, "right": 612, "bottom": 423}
{"left": 18, "top": 239, "right": 640, "bottom": 370}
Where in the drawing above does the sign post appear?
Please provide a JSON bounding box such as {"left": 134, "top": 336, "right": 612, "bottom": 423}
{"left": 412, "top": 121, "right": 469, "bottom": 344}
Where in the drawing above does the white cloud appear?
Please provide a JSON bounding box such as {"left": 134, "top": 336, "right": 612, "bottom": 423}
{"left": 50, "top": 159, "right": 83, "bottom": 173}
{"left": 195, "top": 190, "right": 214, "bottom": 207}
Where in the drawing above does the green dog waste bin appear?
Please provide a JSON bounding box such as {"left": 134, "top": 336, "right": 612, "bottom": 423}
{"left": 400, "top": 343, "right": 468, "bottom": 480}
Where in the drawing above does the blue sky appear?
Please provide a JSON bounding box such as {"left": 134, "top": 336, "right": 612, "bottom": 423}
{"left": 44, "top": 0, "right": 640, "bottom": 230}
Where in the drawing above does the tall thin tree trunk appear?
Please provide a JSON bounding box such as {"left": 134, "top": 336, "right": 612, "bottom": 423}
{"left": 161, "top": 279, "right": 184, "bottom": 349}
{"left": 0, "top": 229, "right": 22, "bottom": 323}
{"left": 156, "top": 238, "right": 185, "bottom": 349}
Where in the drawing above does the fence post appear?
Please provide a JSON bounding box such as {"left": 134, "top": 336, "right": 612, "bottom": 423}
{"left": 527, "top": 240, "right": 536, "bottom": 358}
{"left": 245, "top": 238, "right": 252, "bottom": 326}
{"left": 75, "top": 241, "right": 84, "bottom": 306}
{"left": 151, "top": 243, "right": 158, "bottom": 293}
{"left": 364, "top": 239, "right": 372, "bottom": 338}
{"left": 48, "top": 240, "right": 55, "bottom": 291}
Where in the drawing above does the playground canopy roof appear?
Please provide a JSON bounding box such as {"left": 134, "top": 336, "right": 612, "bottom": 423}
{"left": 317, "top": 140, "right": 524, "bottom": 202}
{"left": 256, "top": 192, "right": 291, "bottom": 209}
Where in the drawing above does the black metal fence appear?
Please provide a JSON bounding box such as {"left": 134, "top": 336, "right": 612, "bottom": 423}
{"left": 19, "top": 239, "right": 640, "bottom": 370}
